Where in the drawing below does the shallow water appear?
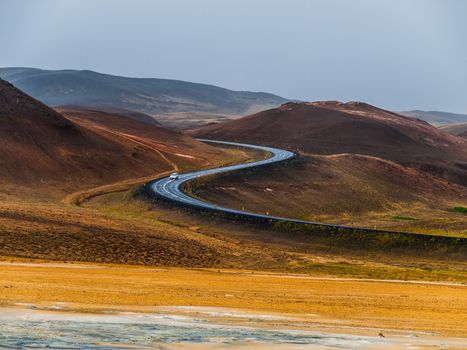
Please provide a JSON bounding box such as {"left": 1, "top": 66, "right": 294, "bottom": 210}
{"left": 0, "top": 306, "right": 464, "bottom": 349}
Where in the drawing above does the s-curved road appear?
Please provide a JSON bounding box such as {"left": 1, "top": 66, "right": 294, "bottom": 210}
{"left": 150, "top": 139, "right": 353, "bottom": 229}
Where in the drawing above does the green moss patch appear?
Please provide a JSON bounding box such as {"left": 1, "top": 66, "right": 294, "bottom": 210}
{"left": 393, "top": 215, "right": 417, "bottom": 221}
{"left": 453, "top": 206, "right": 467, "bottom": 214}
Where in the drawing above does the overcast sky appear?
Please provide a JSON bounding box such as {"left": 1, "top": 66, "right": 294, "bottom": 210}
{"left": 1, "top": 0, "right": 466, "bottom": 113}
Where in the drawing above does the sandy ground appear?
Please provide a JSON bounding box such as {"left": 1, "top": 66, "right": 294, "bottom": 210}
{"left": 0, "top": 261, "right": 465, "bottom": 338}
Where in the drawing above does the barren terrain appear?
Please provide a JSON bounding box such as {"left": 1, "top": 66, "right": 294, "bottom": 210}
{"left": 190, "top": 101, "right": 467, "bottom": 186}
{"left": 0, "top": 79, "right": 235, "bottom": 198}
{"left": 0, "top": 262, "right": 465, "bottom": 337}
{"left": 189, "top": 154, "right": 467, "bottom": 236}
{"left": 0, "top": 82, "right": 465, "bottom": 346}
{"left": 440, "top": 122, "right": 467, "bottom": 138}
{"left": 189, "top": 101, "right": 467, "bottom": 235}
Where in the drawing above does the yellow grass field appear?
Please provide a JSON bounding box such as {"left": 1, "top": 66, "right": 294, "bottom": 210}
{"left": 0, "top": 262, "right": 465, "bottom": 337}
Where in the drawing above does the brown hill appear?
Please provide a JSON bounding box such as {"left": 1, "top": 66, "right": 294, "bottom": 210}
{"left": 0, "top": 79, "right": 228, "bottom": 197}
{"left": 191, "top": 152, "right": 467, "bottom": 234}
{"left": 57, "top": 106, "right": 231, "bottom": 171}
{"left": 190, "top": 101, "right": 467, "bottom": 186}
{"left": 439, "top": 123, "right": 467, "bottom": 138}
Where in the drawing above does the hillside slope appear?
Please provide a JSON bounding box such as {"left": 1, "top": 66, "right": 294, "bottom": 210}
{"left": 0, "top": 67, "right": 287, "bottom": 128}
{"left": 191, "top": 152, "right": 467, "bottom": 233}
{"left": 191, "top": 101, "right": 467, "bottom": 186}
{"left": 189, "top": 101, "right": 467, "bottom": 234}
{"left": 439, "top": 122, "right": 467, "bottom": 138}
{"left": 57, "top": 106, "right": 231, "bottom": 171}
{"left": 0, "top": 79, "right": 229, "bottom": 197}
{"left": 58, "top": 105, "right": 162, "bottom": 126}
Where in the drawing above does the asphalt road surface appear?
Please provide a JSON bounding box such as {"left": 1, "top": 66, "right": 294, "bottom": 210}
{"left": 150, "top": 139, "right": 359, "bottom": 228}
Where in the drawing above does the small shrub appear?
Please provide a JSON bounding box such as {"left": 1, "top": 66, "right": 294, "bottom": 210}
{"left": 453, "top": 206, "right": 467, "bottom": 214}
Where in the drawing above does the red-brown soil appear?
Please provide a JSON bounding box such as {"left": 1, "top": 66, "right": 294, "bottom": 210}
{"left": 190, "top": 153, "right": 467, "bottom": 234}
{"left": 0, "top": 79, "right": 228, "bottom": 197}
{"left": 58, "top": 105, "right": 162, "bottom": 126}
{"left": 57, "top": 106, "right": 229, "bottom": 171}
{"left": 190, "top": 101, "right": 467, "bottom": 186}
{"left": 440, "top": 122, "right": 467, "bottom": 138}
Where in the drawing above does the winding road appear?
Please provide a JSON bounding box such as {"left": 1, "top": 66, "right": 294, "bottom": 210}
{"left": 150, "top": 139, "right": 353, "bottom": 229}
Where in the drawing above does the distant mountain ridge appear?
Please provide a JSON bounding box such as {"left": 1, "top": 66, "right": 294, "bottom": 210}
{"left": 400, "top": 110, "right": 467, "bottom": 126}
{"left": 0, "top": 67, "right": 288, "bottom": 127}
